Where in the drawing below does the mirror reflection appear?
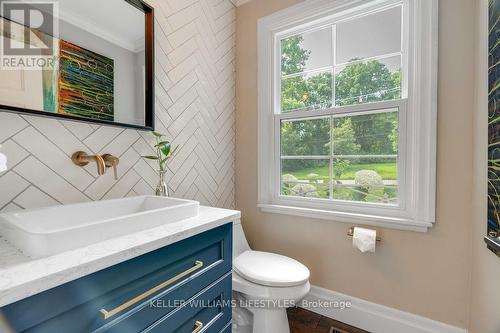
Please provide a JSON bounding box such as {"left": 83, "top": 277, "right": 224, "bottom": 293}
{"left": 0, "top": 0, "right": 152, "bottom": 129}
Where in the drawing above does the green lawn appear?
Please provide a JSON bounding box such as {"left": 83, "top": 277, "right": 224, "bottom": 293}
{"left": 285, "top": 162, "right": 397, "bottom": 180}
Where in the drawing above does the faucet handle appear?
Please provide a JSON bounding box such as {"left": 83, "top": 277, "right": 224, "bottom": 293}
{"left": 72, "top": 151, "right": 106, "bottom": 176}
{"left": 102, "top": 154, "right": 120, "bottom": 180}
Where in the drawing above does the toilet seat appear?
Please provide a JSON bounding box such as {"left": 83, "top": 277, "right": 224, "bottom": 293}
{"left": 232, "top": 270, "right": 310, "bottom": 302}
{"left": 233, "top": 250, "right": 310, "bottom": 287}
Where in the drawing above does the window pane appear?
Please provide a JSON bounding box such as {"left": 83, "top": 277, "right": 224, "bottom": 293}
{"left": 332, "top": 109, "right": 399, "bottom": 156}
{"left": 334, "top": 56, "right": 401, "bottom": 106}
{"left": 281, "top": 28, "right": 333, "bottom": 76}
{"left": 281, "top": 159, "right": 330, "bottom": 199}
{"left": 281, "top": 117, "right": 331, "bottom": 156}
{"left": 336, "top": 6, "right": 402, "bottom": 64}
{"left": 331, "top": 110, "right": 399, "bottom": 204}
{"left": 281, "top": 71, "right": 333, "bottom": 112}
{"left": 332, "top": 157, "right": 398, "bottom": 204}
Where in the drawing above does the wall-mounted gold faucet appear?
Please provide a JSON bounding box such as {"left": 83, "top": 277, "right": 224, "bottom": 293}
{"left": 71, "top": 151, "right": 120, "bottom": 179}
{"left": 102, "top": 154, "right": 120, "bottom": 180}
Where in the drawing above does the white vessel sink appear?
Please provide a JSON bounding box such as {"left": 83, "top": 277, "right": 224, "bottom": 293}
{"left": 0, "top": 196, "right": 199, "bottom": 258}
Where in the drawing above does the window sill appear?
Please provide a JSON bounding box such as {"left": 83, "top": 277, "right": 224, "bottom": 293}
{"left": 257, "top": 204, "right": 433, "bottom": 232}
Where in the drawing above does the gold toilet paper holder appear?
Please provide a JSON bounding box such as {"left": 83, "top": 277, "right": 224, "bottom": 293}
{"left": 347, "top": 227, "right": 382, "bottom": 242}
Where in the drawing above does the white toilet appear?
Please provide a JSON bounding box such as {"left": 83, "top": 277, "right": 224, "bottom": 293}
{"left": 232, "top": 220, "right": 310, "bottom": 333}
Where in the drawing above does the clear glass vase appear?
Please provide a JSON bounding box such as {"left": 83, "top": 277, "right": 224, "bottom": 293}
{"left": 155, "top": 170, "right": 169, "bottom": 197}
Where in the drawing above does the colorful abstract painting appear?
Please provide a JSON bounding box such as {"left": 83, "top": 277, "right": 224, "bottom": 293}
{"left": 0, "top": 18, "right": 115, "bottom": 122}
{"left": 0, "top": 17, "right": 58, "bottom": 112}
{"left": 489, "top": 0, "right": 500, "bottom": 235}
{"left": 58, "top": 40, "right": 114, "bottom": 121}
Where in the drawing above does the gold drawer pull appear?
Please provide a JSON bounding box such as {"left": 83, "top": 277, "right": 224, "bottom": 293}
{"left": 99, "top": 260, "right": 204, "bottom": 320}
{"left": 192, "top": 320, "right": 203, "bottom": 333}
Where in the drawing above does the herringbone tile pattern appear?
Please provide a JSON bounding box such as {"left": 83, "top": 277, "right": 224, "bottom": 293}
{"left": 0, "top": 0, "right": 235, "bottom": 212}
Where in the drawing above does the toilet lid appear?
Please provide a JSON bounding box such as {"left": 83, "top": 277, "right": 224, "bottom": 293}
{"left": 233, "top": 251, "right": 310, "bottom": 287}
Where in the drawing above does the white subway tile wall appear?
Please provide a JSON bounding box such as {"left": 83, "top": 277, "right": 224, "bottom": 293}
{"left": 0, "top": 0, "right": 236, "bottom": 212}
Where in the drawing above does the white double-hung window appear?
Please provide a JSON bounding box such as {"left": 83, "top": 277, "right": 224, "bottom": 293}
{"left": 257, "top": 0, "right": 438, "bottom": 231}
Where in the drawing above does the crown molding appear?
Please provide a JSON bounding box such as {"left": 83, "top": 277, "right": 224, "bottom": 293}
{"left": 231, "top": 0, "right": 252, "bottom": 7}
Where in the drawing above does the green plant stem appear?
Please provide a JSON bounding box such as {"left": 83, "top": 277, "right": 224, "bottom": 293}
{"left": 156, "top": 136, "right": 163, "bottom": 172}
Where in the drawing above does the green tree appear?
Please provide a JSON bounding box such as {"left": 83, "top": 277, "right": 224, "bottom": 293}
{"left": 281, "top": 77, "right": 308, "bottom": 112}
{"left": 281, "top": 36, "right": 332, "bottom": 112}
{"left": 335, "top": 60, "right": 401, "bottom": 106}
{"left": 389, "top": 119, "right": 399, "bottom": 153}
{"left": 280, "top": 36, "right": 308, "bottom": 112}
{"left": 281, "top": 36, "right": 309, "bottom": 75}
{"left": 280, "top": 37, "right": 400, "bottom": 177}
{"left": 334, "top": 61, "right": 400, "bottom": 154}
{"left": 281, "top": 118, "right": 330, "bottom": 156}
{"left": 304, "top": 72, "right": 333, "bottom": 109}
{"left": 333, "top": 159, "right": 350, "bottom": 181}
{"left": 332, "top": 118, "right": 360, "bottom": 155}
{"left": 335, "top": 112, "right": 398, "bottom": 155}
{"left": 281, "top": 117, "right": 330, "bottom": 172}
{"left": 330, "top": 118, "right": 360, "bottom": 180}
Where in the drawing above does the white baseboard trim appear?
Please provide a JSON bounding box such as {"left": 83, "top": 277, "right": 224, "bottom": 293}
{"left": 300, "top": 286, "right": 467, "bottom": 333}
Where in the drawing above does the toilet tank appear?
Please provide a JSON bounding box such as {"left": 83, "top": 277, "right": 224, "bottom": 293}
{"left": 233, "top": 219, "right": 251, "bottom": 259}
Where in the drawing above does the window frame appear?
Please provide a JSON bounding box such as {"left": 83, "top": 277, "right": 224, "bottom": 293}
{"left": 257, "top": 0, "right": 438, "bottom": 232}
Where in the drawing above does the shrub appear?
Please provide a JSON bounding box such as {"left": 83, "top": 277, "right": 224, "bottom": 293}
{"left": 282, "top": 174, "right": 299, "bottom": 195}
{"left": 307, "top": 173, "right": 320, "bottom": 183}
{"left": 290, "top": 183, "right": 319, "bottom": 197}
{"left": 353, "top": 170, "right": 383, "bottom": 201}
{"left": 354, "top": 170, "right": 383, "bottom": 188}
{"left": 332, "top": 159, "right": 350, "bottom": 181}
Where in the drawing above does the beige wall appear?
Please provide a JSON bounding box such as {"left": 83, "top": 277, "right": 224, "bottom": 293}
{"left": 235, "top": 0, "right": 475, "bottom": 328}
{"left": 469, "top": 1, "right": 500, "bottom": 332}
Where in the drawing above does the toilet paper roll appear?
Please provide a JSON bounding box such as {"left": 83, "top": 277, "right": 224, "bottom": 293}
{"left": 352, "top": 227, "right": 377, "bottom": 253}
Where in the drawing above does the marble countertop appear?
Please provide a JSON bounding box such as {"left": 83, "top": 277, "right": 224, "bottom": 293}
{"left": 0, "top": 205, "right": 240, "bottom": 307}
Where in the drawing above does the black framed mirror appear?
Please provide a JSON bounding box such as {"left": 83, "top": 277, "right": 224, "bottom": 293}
{"left": 0, "top": 0, "right": 154, "bottom": 130}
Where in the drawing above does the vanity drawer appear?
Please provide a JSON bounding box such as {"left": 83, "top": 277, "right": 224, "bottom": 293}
{"left": 219, "top": 322, "right": 232, "bottom": 333}
{"left": 2, "top": 223, "right": 232, "bottom": 333}
{"left": 143, "top": 273, "right": 232, "bottom": 333}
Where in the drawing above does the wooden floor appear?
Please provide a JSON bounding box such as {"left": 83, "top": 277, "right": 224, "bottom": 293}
{"left": 287, "top": 307, "right": 370, "bottom": 333}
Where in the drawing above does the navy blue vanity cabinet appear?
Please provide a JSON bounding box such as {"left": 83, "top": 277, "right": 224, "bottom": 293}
{"left": 143, "top": 273, "right": 232, "bottom": 333}
{"left": 219, "top": 322, "right": 232, "bottom": 333}
{"left": 1, "top": 223, "right": 233, "bottom": 333}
